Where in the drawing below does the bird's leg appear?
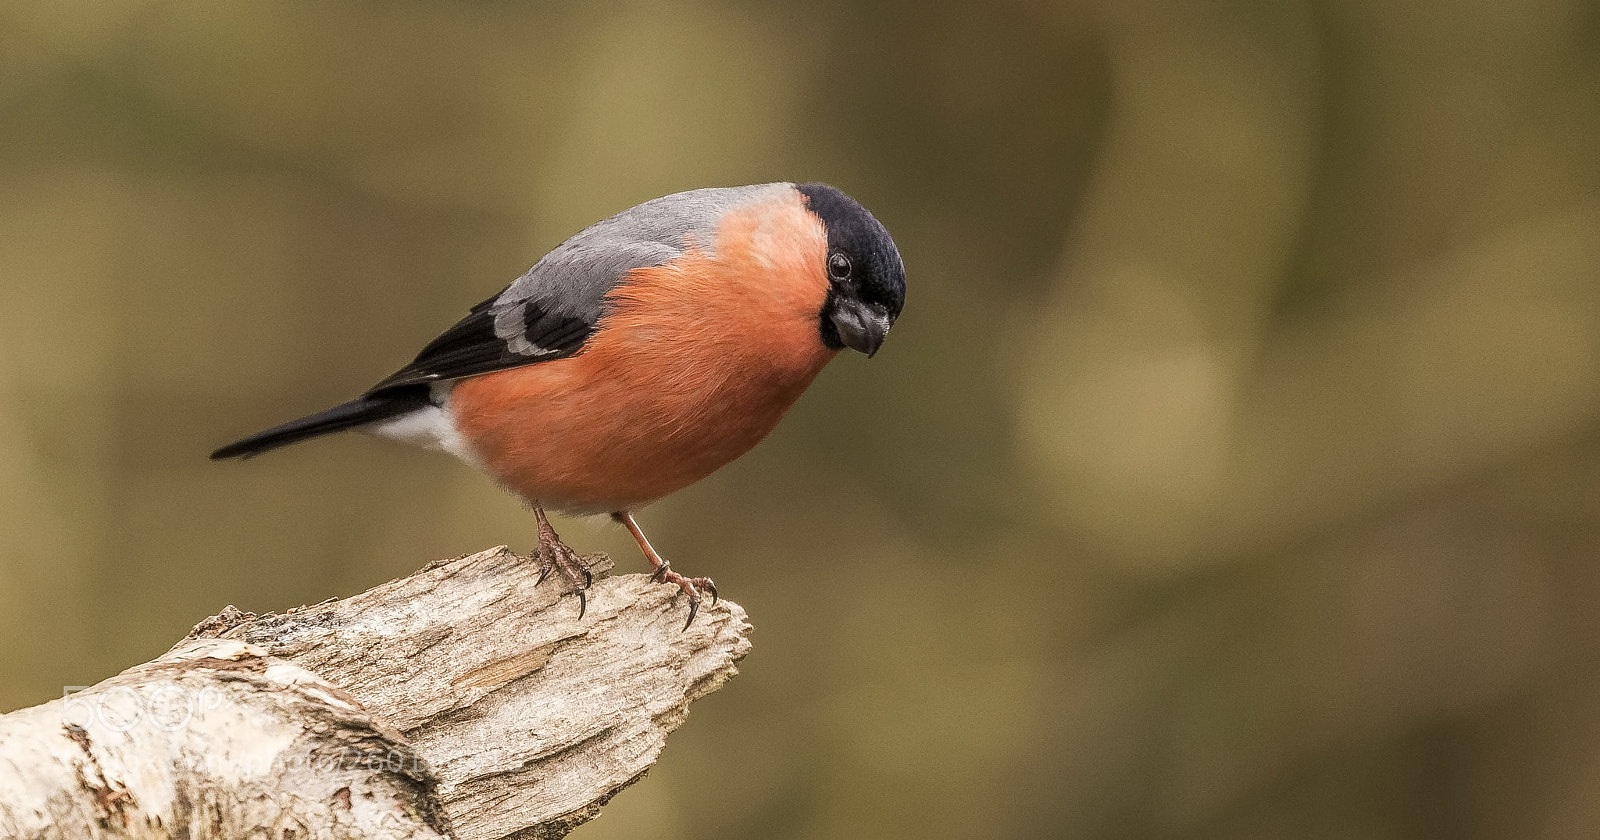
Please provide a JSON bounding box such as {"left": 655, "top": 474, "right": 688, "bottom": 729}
{"left": 612, "top": 511, "right": 717, "bottom": 629}
{"left": 533, "top": 505, "right": 592, "bottom": 619}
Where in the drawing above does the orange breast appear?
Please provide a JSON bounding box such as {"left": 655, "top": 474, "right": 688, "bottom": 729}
{"left": 449, "top": 190, "right": 837, "bottom": 513}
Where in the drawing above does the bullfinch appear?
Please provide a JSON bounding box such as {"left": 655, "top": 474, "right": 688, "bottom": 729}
{"left": 211, "top": 182, "right": 906, "bottom": 627}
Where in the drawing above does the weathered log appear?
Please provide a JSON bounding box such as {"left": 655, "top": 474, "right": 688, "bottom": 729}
{"left": 0, "top": 547, "right": 753, "bottom": 839}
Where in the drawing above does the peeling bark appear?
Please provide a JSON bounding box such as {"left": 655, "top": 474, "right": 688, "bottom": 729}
{"left": 0, "top": 547, "right": 753, "bottom": 840}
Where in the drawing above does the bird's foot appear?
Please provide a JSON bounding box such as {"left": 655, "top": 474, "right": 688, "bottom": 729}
{"left": 534, "top": 512, "right": 593, "bottom": 619}
{"left": 651, "top": 561, "right": 717, "bottom": 630}
{"left": 611, "top": 511, "right": 717, "bottom": 630}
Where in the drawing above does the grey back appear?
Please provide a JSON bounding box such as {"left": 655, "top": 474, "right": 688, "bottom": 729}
{"left": 489, "top": 182, "right": 793, "bottom": 354}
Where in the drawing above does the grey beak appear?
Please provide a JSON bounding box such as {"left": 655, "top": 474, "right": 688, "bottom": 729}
{"left": 830, "top": 298, "right": 892, "bottom": 357}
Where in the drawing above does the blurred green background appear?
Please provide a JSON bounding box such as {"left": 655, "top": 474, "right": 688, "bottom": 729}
{"left": 5, "top": 1, "right": 1600, "bottom": 837}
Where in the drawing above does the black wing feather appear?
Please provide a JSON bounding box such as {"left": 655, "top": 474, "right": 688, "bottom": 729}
{"left": 364, "top": 292, "right": 595, "bottom": 393}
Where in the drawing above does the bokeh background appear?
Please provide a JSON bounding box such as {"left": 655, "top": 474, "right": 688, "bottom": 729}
{"left": 5, "top": 1, "right": 1600, "bottom": 837}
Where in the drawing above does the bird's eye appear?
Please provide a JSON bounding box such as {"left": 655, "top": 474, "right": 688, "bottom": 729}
{"left": 827, "top": 252, "right": 852, "bottom": 280}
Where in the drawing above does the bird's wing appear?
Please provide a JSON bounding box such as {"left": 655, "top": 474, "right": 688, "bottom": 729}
{"left": 364, "top": 240, "right": 677, "bottom": 392}
{"left": 365, "top": 184, "right": 791, "bottom": 394}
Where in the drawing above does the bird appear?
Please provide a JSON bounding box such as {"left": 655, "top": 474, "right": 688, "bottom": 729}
{"left": 211, "top": 182, "right": 905, "bottom": 628}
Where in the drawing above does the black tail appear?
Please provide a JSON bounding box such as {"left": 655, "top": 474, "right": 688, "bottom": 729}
{"left": 210, "top": 386, "right": 431, "bottom": 460}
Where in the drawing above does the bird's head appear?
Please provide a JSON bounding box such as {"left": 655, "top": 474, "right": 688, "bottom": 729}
{"left": 797, "top": 183, "right": 905, "bottom": 357}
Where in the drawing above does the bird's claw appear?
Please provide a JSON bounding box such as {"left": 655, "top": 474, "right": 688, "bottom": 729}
{"left": 650, "top": 567, "right": 717, "bottom": 629}
{"left": 533, "top": 526, "right": 592, "bottom": 620}
{"left": 615, "top": 512, "right": 719, "bottom": 630}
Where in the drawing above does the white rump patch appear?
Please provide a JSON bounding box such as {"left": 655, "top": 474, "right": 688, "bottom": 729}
{"left": 363, "top": 384, "right": 481, "bottom": 467}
